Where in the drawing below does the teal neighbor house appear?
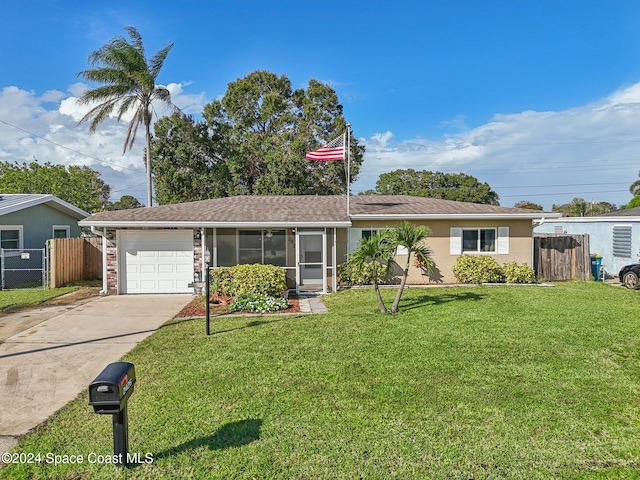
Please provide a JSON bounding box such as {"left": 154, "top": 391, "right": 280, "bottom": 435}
{"left": 0, "top": 194, "right": 90, "bottom": 250}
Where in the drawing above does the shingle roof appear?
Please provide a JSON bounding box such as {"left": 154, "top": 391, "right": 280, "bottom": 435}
{"left": 598, "top": 206, "right": 640, "bottom": 217}
{"left": 80, "top": 195, "right": 554, "bottom": 227}
{"left": 349, "top": 195, "right": 545, "bottom": 216}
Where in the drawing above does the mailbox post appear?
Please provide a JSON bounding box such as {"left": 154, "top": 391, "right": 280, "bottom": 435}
{"left": 205, "top": 248, "right": 211, "bottom": 336}
{"left": 88, "top": 362, "right": 136, "bottom": 466}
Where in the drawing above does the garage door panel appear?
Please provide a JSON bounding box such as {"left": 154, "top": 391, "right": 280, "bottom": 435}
{"left": 126, "top": 264, "right": 139, "bottom": 274}
{"left": 120, "top": 230, "right": 193, "bottom": 294}
{"left": 158, "top": 264, "right": 174, "bottom": 274}
{"left": 140, "top": 280, "right": 157, "bottom": 290}
{"left": 158, "top": 280, "right": 176, "bottom": 290}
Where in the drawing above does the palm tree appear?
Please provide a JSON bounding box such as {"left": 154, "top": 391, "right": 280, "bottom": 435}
{"left": 389, "top": 221, "right": 435, "bottom": 313}
{"left": 77, "top": 26, "right": 182, "bottom": 207}
{"left": 349, "top": 230, "right": 395, "bottom": 313}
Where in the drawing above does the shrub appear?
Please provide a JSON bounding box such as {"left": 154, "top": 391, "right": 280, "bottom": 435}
{"left": 230, "top": 293, "right": 289, "bottom": 313}
{"left": 210, "top": 267, "right": 235, "bottom": 297}
{"left": 232, "top": 264, "right": 287, "bottom": 297}
{"left": 502, "top": 262, "right": 536, "bottom": 283}
{"left": 452, "top": 255, "right": 505, "bottom": 283}
{"left": 338, "top": 259, "right": 391, "bottom": 286}
{"left": 209, "top": 264, "right": 287, "bottom": 298}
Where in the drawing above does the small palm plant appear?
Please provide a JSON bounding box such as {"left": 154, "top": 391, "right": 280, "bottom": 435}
{"left": 388, "top": 221, "right": 435, "bottom": 313}
{"left": 349, "top": 230, "right": 395, "bottom": 313}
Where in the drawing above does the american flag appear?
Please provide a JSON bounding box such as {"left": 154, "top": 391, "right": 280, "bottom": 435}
{"left": 305, "top": 134, "right": 345, "bottom": 161}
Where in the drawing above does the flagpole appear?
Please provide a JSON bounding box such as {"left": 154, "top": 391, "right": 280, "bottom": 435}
{"left": 346, "top": 124, "right": 351, "bottom": 217}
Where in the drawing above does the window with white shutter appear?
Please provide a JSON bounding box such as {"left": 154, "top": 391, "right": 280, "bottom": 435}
{"left": 450, "top": 227, "right": 462, "bottom": 255}
{"left": 497, "top": 227, "right": 509, "bottom": 254}
{"left": 450, "top": 226, "right": 509, "bottom": 254}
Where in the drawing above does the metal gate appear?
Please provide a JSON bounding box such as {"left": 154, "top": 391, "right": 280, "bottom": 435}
{"left": 0, "top": 248, "right": 47, "bottom": 290}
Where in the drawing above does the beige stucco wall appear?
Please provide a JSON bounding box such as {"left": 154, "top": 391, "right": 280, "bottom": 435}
{"left": 349, "top": 219, "right": 534, "bottom": 284}
{"left": 206, "top": 220, "right": 534, "bottom": 292}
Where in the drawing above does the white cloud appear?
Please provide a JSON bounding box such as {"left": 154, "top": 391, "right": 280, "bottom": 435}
{"left": 355, "top": 83, "right": 640, "bottom": 209}
{"left": 2, "top": 80, "right": 639, "bottom": 210}
{"left": 165, "top": 82, "right": 206, "bottom": 116}
{"left": 606, "top": 83, "right": 640, "bottom": 105}
{"left": 0, "top": 85, "right": 147, "bottom": 202}
{"left": 0, "top": 80, "right": 209, "bottom": 205}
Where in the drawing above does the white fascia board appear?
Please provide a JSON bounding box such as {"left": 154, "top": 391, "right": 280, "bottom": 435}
{"left": 78, "top": 220, "right": 352, "bottom": 228}
{"left": 0, "top": 194, "right": 89, "bottom": 219}
{"left": 542, "top": 216, "right": 640, "bottom": 223}
{"left": 350, "top": 213, "right": 562, "bottom": 221}
{"left": 0, "top": 195, "right": 50, "bottom": 216}
{"left": 45, "top": 197, "right": 90, "bottom": 219}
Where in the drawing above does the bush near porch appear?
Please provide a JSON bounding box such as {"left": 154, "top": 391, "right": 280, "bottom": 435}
{"left": 209, "top": 264, "right": 287, "bottom": 299}
{"left": 452, "top": 255, "right": 536, "bottom": 284}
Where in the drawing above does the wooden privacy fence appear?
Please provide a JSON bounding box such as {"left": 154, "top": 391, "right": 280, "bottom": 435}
{"left": 49, "top": 237, "right": 103, "bottom": 288}
{"left": 534, "top": 234, "right": 591, "bottom": 281}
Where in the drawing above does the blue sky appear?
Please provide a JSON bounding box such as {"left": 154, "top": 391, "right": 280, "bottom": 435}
{"left": 2, "top": 1, "right": 640, "bottom": 209}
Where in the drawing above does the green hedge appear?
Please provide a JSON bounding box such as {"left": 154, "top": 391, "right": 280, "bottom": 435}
{"left": 502, "top": 261, "right": 537, "bottom": 283}
{"left": 452, "top": 255, "right": 537, "bottom": 284}
{"left": 209, "top": 264, "right": 287, "bottom": 298}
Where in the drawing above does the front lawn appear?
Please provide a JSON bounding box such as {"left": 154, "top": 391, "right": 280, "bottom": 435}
{"left": 0, "top": 286, "right": 77, "bottom": 312}
{"left": 2, "top": 283, "right": 640, "bottom": 479}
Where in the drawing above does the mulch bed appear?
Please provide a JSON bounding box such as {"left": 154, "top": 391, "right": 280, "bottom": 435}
{"left": 175, "top": 295, "right": 301, "bottom": 318}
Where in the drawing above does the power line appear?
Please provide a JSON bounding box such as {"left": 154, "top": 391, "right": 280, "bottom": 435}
{"left": 499, "top": 189, "right": 630, "bottom": 198}
{"left": 495, "top": 181, "right": 631, "bottom": 189}
{"left": 0, "top": 118, "right": 145, "bottom": 174}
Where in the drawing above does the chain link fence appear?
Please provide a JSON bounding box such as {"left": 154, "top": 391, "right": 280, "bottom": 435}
{"left": 1, "top": 248, "right": 47, "bottom": 290}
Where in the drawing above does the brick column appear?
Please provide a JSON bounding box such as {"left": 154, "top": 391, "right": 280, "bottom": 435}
{"left": 193, "top": 228, "right": 203, "bottom": 282}
{"left": 105, "top": 229, "right": 118, "bottom": 295}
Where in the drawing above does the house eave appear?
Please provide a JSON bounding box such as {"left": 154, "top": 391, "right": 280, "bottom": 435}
{"left": 539, "top": 216, "right": 640, "bottom": 223}
{"left": 350, "top": 213, "right": 561, "bottom": 221}
{"left": 78, "top": 220, "right": 353, "bottom": 229}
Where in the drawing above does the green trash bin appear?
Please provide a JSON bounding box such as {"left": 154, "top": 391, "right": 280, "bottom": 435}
{"left": 590, "top": 255, "right": 602, "bottom": 281}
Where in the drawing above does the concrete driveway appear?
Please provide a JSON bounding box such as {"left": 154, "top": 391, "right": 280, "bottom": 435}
{"left": 0, "top": 294, "right": 192, "bottom": 451}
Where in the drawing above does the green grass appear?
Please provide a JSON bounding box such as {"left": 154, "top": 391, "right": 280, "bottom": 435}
{"left": 0, "top": 286, "right": 78, "bottom": 312}
{"left": 2, "top": 283, "right": 640, "bottom": 479}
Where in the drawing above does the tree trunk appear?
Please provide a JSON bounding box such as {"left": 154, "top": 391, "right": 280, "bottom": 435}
{"left": 390, "top": 255, "right": 411, "bottom": 313}
{"left": 145, "top": 120, "right": 153, "bottom": 207}
{"left": 374, "top": 282, "right": 387, "bottom": 313}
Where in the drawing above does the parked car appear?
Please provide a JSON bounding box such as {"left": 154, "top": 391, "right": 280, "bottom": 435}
{"left": 619, "top": 263, "right": 640, "bottom": 289}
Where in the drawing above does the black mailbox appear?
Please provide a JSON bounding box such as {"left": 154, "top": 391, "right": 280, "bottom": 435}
{"left": 89, "top": 362, "right": 136, "bottom": 414}
{"left": 89, "top": 362, "right": 136, "bottom": 466}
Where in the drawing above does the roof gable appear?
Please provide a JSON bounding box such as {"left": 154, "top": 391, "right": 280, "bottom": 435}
{"left": 0, "top": 194, "right": 89, "bottom": 220}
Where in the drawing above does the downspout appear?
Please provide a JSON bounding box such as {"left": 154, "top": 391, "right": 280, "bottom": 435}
{"left": 91, "top": 226, "right": 108, "bottom": 295}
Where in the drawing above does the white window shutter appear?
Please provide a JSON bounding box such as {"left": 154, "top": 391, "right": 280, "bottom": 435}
{"left": 450, "top": 227, "right": 462, "bottom": 255}
{"left": 498, "top": 226, "right": 509, "bottom": 254}
{"left": 349, "top": 228, "right": 361, "bottom": 253}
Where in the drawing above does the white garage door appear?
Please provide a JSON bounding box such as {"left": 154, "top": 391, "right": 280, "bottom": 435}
{"left": 120, "top": 230, "right": 193, "bottom": 294}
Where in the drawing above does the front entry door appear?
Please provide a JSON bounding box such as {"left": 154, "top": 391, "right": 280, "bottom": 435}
{"left": 296, "top": 230, "right": 325, "bottom": 294}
